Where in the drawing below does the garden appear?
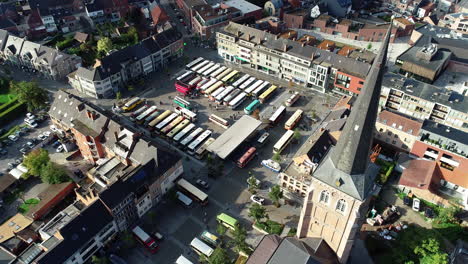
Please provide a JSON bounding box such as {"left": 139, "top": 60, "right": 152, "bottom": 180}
{"left": 18, "top": 198, "right": 40, "bottom": 214}
{"left": 0, "top": 77, "right": 26, "bottom": 126}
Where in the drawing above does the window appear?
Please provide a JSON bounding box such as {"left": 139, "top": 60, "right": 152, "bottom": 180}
{"left": 319, "top": 190, "right": 330, "bottom": 204}
{"left": 336, "top": 199, "right": 347, "bottom": 213}
{"left": 387, "top": 131, "right": 392, "bottom": 136}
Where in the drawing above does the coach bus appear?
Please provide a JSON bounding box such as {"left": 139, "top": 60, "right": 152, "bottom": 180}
{"left": 232, "top": 74, "right": 249, "bottom": 88}
{"left": 273, "top": 130, "right": 294, "bottom": 154}
{"left": 239, "top": 76, "right": 256, "bottom": 90}
{"left": 209, "top": 86, "right": 225, "bottom": 101}
{"left": 258, "top": 85, "right": 278, "bottom": 103}
{"left": 161, "top": 116, "right": 184, "bottom": 135}
{"left": 237, "top": 147, "right": 257, "bottom": 168}
{"left": 186, "top": 57, "right": 204, "bottom": 70}
{"left": 229, "top": 92, "right": 247, "bottom": 109}
{"left": 191, "top": 60, "right": 209, "bottom": 72}
{"left": 208, "top": 114, "right": 229, "bottom": 129}
{"left": 284, "top": 109, "right": 303, "bottom": 130}
{"left": 180, "top": 127, "right": 204, "bottom": 147}
{"left": 216, "top": 213, "right": 239, "bottom": 230}
{"left": 190, "top": 238, "right": 214, "bottom": 257}
{"left": 269, "top": 105, "right": 286, "bottom": 125}
{"left": 210, "top": 66, "right": 227, "bottom": 78}
{"left": 195, "top": 137, "right": 215, "bottom": 160}
{"left": 177, "top": 178, "right": 208, "bottom": 205}
{"left": 202, "top": 63, "right": 220, "bottom": 77}
{"left": 215, "top": 85, "right": 234, "bottom": 104}
{"left": 203, "top": 81, "right": 223, "bottom": 96}
{"left": 155, "top": 113, "right": 178, "bottom": 132}
{"left": 188, "top": 130, "right": 212, "bottom": 155}
{"left": 252, "top": 81, "right": 270, "bottom": 98}
{"left": 132, "top": 226, "right": 158, "bottom": 253}
{"left": 222, "top": 89, "right": 241, "bottom": 105}
{"left": 122, "top": 97, "right": 143, "bottom": 112}
{"left": 173, "top": 96, "right": 192, "bottom": 110}
{"left": 167, "top": 119, "right": 190, "bottom": 138}
{"left": 188, "top": 76, "right": 202, "bottom": 88}
{"left": 221, "top": 70, "right": 238, "bottom": 83}
{"left": 173, "top": 123, "right": 196, "bottom": 142}
{"left": 176, "top": 255, "right": 194, "bottom": 264}
{"left": 135, "top": 105, "right": 157, "bottom": 124}
{"left": 196, "top": 78, "right": 209, "bottom": 90}
{"left": 196, "top": 62, "right": 214, "bottom": 74}
{"left": 147, "top": 110, "right": 171, "bottom": 129}
{"left": 199, "top": 78, "right": 218, "bottom": 92}
{"left": 285, "top": 91, "right": 300, "bottom": 107}
{"left": 244, "top": 80, "right": 264, "bottom": 95}
{"left": 244, "top": 99, "right": 261, "bottom": 115}
{"left": 175, "top": 106, "right": 197, "bottom": 122}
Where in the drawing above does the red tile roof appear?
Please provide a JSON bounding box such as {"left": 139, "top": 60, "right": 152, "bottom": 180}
{"left": 377, "top": 110, "right": 422, "bottom": 136}
{"left": 151, "top": 6, "right": 169, "bottom": 26}
{"left": 399, "top": 159, "right": 439, "bottom": 190}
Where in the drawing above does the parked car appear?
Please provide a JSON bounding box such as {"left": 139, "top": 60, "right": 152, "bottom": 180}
{"left": 250, "top": 195, "right": 265, "bottom": 205}
{"left": 52, "top": 140, "right": 61, "bottom": 148}
{"left": 425, "top": 208, "right": 434, "bottom": 218}
{"left": 153, "top": 231, "right": 164, "bottom": 240}
{"left": 19, "top": 148, "right": 28, "bottom": 154}
{"left": 27, "top": 122, "right": 38, "bottom": 128}
{"left": 38, "top": 134, "right": 47, "bottom": 141}
{"left": 196, "top": 179, "right": 209, "bottom": 189}
{"left": 412, "top": 198, "right": 420, "bottom": 212}
{"left": 56, "top": 145, "right": 64, "bottom": 153}
{"left": 26, "top": 141, "right": 35, "bottom": 148}
{"left": 43, "top": 131, "right": 51, "bottom": 137}
{"left": 50, "top": 125, "right": 58, "bottom": 132}
{"left": 8, "top": 162, "right": 15, "bottom": 169}
{"left": 403, "top": 196, "right": 412, "bottom": 206}
{"left": 0, "top": 148, "right": 7, "bottom": 155}
{"left": 8, "top": 134, "right": 19, "bottom": 141}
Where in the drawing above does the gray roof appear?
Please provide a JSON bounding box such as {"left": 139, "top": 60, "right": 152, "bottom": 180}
{"left": 0, "top": 245, "right": 15, "bottom": 264}
{"left": 5, "top": 34, "right": 23, "bottom": 55}
{"left": 19, "top": 40, "right": 40, "bottom": 59}
{"left": 313, "top": 25, "right": 392, "bottom": 200}
{"left": 432, "top": 37, "right": 468, "bottom": 63}
{"left": 246, "top": 235, "right": 282, "bottom": 264}
{"left": 420, "top": 120, "right": 468, "bottom": 155}
{"left": 268, "top": 237, "right": 318, "bottom": 264}
{"left": 0, "top": 29, "right": 9, "bottom": 51}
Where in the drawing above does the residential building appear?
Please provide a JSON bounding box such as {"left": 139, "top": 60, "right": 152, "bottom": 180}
{"left": 222, "top": 0, "right": 263, "bottom": 20}
{"left": 297, "top": 26, "right": 391, "bottom": 263}
{"left": 216, "top": 22, "right": 370, "bottom": 93}
{"left": 84, "top": 0, "right": 130, "bottom": 25}
{"left": 191, "top": 4, "right": 242, "bottom": 40}
{"left": 455, "top": 0, "right": 468, "bottom": 13}
{"left": 25, "top": 182, "right": 76, "bottom": 221}
{"left": 255, "top": 16, "right": 286, "bottom": 34}
{"left": 283, "top": 9, "right": 309, "bottom": 29}
{"left": 68, "top": 27, "right": 183, "bottom": 98}
{"left": 439, "top": 12, "right": 468, "bottom": 33}
{"left": 375, "top": 110, "right": 423, "bottom": 152}
{"left": 380, "top": 73, "right": 468, "bottom": 132}
{"left": 417, "top": 1, "right": 435, "bottom": 18}
{"left": 0, "top": 2, "right": 19, "bottom": 22}
{"left": 175, "top": 0, "right": 206, "bottom": 24}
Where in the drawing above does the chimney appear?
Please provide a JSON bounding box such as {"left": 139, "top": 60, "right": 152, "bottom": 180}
{"left": 86, "top": 110, "right": 92, "bottom": 119}
{"left": 283, "top": 44, "right": 287, "bottom": 52}
{"left": 247, "top": 33, "right": 250, "bottom": 40}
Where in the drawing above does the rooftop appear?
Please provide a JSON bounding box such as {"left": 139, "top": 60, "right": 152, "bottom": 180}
{"left": 398, "top": 159, "right": 439, "bottom": 190}
{"left": 26, "top": 182, "right": 75, "bottom": 220}
{"left": 0, "top": 214, "right": 33, "bottom": 243}
{"left": 222, "top": 0, "right": 262, "bottom": 14}
{"left": 0, "top": 245, "right": 15, "bottom": 264}
{"left": 420, "top": 119, "right": 468, "bottom": 156}
{"left": 377, "top": 110, "right": 423, "bottom": 136}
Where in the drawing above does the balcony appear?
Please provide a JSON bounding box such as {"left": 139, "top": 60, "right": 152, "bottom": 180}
{"left": 388, "top": 96, "right": 401, "bottom": 104}
{"left": 389, "top": 90, "right": 403, "bottom": 97}
{"left": 386, "top": 102, "right": 399, "bottom": 110}
{"left": 434, "top": 104, "right": 448, "bottom": 113}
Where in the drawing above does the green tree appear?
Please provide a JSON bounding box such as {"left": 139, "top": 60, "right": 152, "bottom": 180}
{"left": 229, "top": 225, "right": 249, "bottom": 253}
{"left": 216, "top": 223, "right": 227, "bottom": 236}
{"left": 392, "top": 225, "right": 445, "bottom": 263}
{"left": 97, "top": 37, "right": 112, "bottom": 54}
{"left": 23, "top": 149, "right": 50, "bottom": 177}
{"left": 367, "top": 43, "right": 372, "bottom": 50}
{"left": 247, "top": 175, "right": 259, "bottom": 194}
{"left": 116, "top": 91, "right": 122, "bottom": 100}
{"left": 435, "top": 206, "right": 459, "bottom": 225}
{"left": 202, "top": 247, "right": 230, "bottom": 264}
{"left": 10, "top": 81, "right": 48, "bottom": 111}
{"left": 91, "top": 255, "right": 108, "bottom": 264}
{"left": 40, "top": 162, "right": 70, "bottom": 184}
{"left": 248, "top": 203, "right": 268, "bottom": 223}
{"left": 293, "top": 128, "right": 301, "bottom": 141}
{"left": 268, "top": 185, "right": 283, "bottom": 207}
{"left": 414, "top": 238, "right": 448, "bottom": 264}
{"left": 272, "top": 152, "right": 281, "bottom": 162}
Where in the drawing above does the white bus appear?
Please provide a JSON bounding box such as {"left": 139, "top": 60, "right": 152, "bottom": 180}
{"left": 176, "top": 191, "right": 193, "bottom": 207}
{"left": 202, "top": 63, "right": 220, "bottom": 76}
{"left": 180, "top": 127, "right": 204, "bottom": 147}
{"left": 229, "top": 92, "right": 247, "bottom": 109}
{"left": 161, "top": 116, "right": 184, "bottom": 135}
{"left": 269, "top": 105, "right": 286, "bottom": 125}
{"left": 176, "top": 70, "right": 194, "bottom": 81}
{"left": 232, "top": 74, "right": 250, "bottom": 88}
{"left": 155, "top": 113, "right": 178, "bottom": 131}
{"left": 221, "top": 70, "right": 238, "bottom": 83}
{"left": 188, "top": 76, "right": 202, "bottom": 87}
{"left": 197, "top": 62, "right": 214, "bottom": 74}
{"left": 190, "top": 237, "right": 214, "bottom": 257}
{"left": 210, "top": 66, "right": 227, "bottom": 78}
{"left": 215, "top": 85, "right": 235, "bottom": 103}
{"left": 132, "top": 226, "right": 158, "bottom": 253}
{"left": 244, "top": 80, "right": 264, "bottom": 95}
{"left": 209, "top": 114, "right": 229, "bottom": 129}
{"left": 203, "top": 81, "right": 223, "bottom": 96}
{"left": 239, "top": 76, "right": 256, "bottom": 90}
{"left": 253, "top": 81, "right": 270, "bottom": 98}
{"left": 273, "top": 130, "right": 294, "bottom": 154}
{"left": 209, "top": 86, "right": 226, "bottom": 101}
{"left": 176, "top": 255, "right": 194, "bottom": 264}
{"left": 186, "top": 57, "right": 204, "bottom": 69}
{"left": 191, "top": 60, "right": 209, "bottom": 72}
{"left": 188, "top": 130, "right": 212, "bottom": 155}
{"left": 196, "top": 78, "right": 209, "bottom": 90}
{"left": 285, "top": 109, "right": 303, "bottom": 130}
{"left": 173, "top": 123, "right": 196, "bottom": 142}
{"left": 200, "top": 78, "right": 218, "bottom": 92}
{"left": 222, "top": 89, "right": 241, "bottom": 105}
{"left": 177, "top": 178, "right": 208, "bottom": 204}
{"left": 135, "top": 105, "right": 157, "bottom": 124}
{"left": 175, "top": 106, "right": 197, "bottom": 122}
{"left": 285, "top": 92, "right": 300, "bottom": 107}
{"left": 195, "top": 137, "right": 215, "bottom": 160}
{"left": 144, "top": 110, "right": 161, "bottom": 125}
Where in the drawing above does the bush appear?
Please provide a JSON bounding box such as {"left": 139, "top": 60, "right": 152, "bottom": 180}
{"left": 0, "top": 100, "right": 26, "bottom": 125}
{"left": 287, "top": 227, "right": 297, "bottom": 236}
{"left": 255, "top": 220, "right": 284, "bottom": 235}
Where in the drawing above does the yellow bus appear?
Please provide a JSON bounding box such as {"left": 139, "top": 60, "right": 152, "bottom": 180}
{"left": 221, "top": 70, "right": 239, "bottom": 83}
{"left": 258, "top": 85, "right": 278, "bottom": 103}
{"left": 284, "top": 109, "right": 303, "bottom": 130}
{"left": 122, "top": 97, "right": 143, "bottom": 112}
{"left": 167, "top": 120, "right": 190, "bottom": 138}
{"left": 148, "top": 110, "right": 171, "bottom": 130}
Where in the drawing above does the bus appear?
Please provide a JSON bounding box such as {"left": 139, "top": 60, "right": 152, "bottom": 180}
{"left": 175, "top": 106, "right": 197, "bottom": 122}
{"left": 273, "top": 130, "right": 294, "bottom": 154}
{"left": 201, "top": 231, "right": 220, "bottom": 247}
{"left": 221, "top": 70, "right": 238, "bottom": 83}
{"left": 155, "top": 113, "right": 178, "bottom": 132}
{"left": 229, "top": 92, "right": 247, "bottom": 109}
{"left": 122, "top": 97, "right": 143, "bottom": 112}
{"left": 216, "top": 213, "right": 239, "bottom": 230}
{"left": 285, "top": 91, "right": 300, "bottom": 107}
{"left": 161, "top": 116, "right": 184, "bottom": 135}
{"left": 188, "top": 76, "right": 203, "bottom": 88}
{"left": 232, "top": 74, "right": 250, "bottom": 88}
{"left": 135, "top": 105, "right": 157, "bottom": 124}
{"left": 237, "top": 147, "right": 257, "bottom": 168}
{"left": 132, "top": 226, "right": 158, "bottom": 253}
{"left": 284, "top": 109, "right": 303, "bottom": 130}
{"left": 258, "top": 85, "right": 278, "bottom": 103}
{"left": 196, "top": 78, "right": 209, "bottom": 90}
{"left": 148, "top": 110, "right": 171, "bottom": 130}
{"left": 210, "top": 66, "right": 227, "bottom": 78}
{"left": 208, "top": 114, "right": 229, "bottom": 129}
{"left": 244, "top": 80, "right": 264, "bottom": 95}
{"left": 167, "top": 119, "right": 190, "bottom": 138}
{"left": 216, "top": 68, "right": 232, "bottom": 81}
{"left": 175, "top": 71, "right": 197, "bottom": 95}
{"left": 202, "top": 63, "right": 220, "bottom": 76}
{"left": 190, "top": 238, "right": 214, "bottom": 257}
{"left": 239, "top": 76, "right": 256, "bottom": 90}
{"left": 130, "top": 104, "right": 148, "bottom": 118}
{"left": 199, "top": 78, "right": 217, "bottom": 92}
{"left": 222, "top": 89, "right": 241, "bottom": 105}
{"left": 203, "top": 81, "right": 223, "bottom": 96}
{"left": 173, "top": 123, "right": 196, "bottom": 142}
{"left": 257, "top": 132, "right": 270, "bottom": 146}
{"left": 252, "top": 81, "right": 270, "bottom": 98}
{"left": 269, "top": 105, "right": 286, "bottom": 125}
{"left": 177, "top": 178, "right": 208, "bottom": 204}
{"left": 197, "top": 62, "right": 214, "bottom": 74}
{"left": 180, "top": 127, "right": 204, "bottom": 147}
{"left": 188, "top": 130, "right": 212, "bottom": 155}
{"left": 209, "top": 86, "right": 225, "bottom": 101}
{"left": 244, "top": 99, "right": 261, "bottom": 115}
{"left": 214, "top": 85, "right": 234, "bottom": 104}
{"left": 144, "top": 110, "right": 161, "bottom": 126}
{"left": 195, "top": 137, "right": 215, "bottom": 160}
{"left": 176, "top": 255, "right": 194, "bottom": 264}
{"left": 186, "top": 57, "right": 204, "bottom": 70}
{"left": 191, "top": 60, "right": 209, "bottom": 72}
{"left": 176, "top": 191, "right": 193, "bottom": 207}
{"left": 173, "top": 96, "right": 192, "bottom": 110}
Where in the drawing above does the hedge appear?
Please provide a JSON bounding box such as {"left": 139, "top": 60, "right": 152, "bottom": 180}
{"left": 254, "top": 220, "right": 284, "bottom": 235}
{"left": 0, "top": 97, "right": 18, "bottom": 112}
{"left": 0, "top": 100, "right": 26, "bottom": 125}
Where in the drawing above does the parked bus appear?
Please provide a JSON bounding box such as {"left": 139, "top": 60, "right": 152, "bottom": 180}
{"left": 191, "top": 60, "right": 209, "bottom": 72}
{"left": 229, "top": 92, "right": 247, "bottom": 109}
{"left": 177, "top": 178, "right": 208, "bottom": 204}
{"left": 232, "top": 74, "right": 250, "bottom": 88}
{"left": 222, "top": 89, "right": 241, "bottom": 105}
{"left": 176, "top": 70, "right": 194, "bottom": 82}
{"left": 221, "top": 70, "right": 238, "bottom": 83}
{"left": 186, "top": 57, "right": 204, "bottom": 70}
{"left": 167, "top": 119, "right": 190, "bottom": 138}
{"left": 130, "top": 104, "right": 148, "bottom": 119}
{"left": 269, "top": 105, "right": 286, "bottom": 125}
{"left": 155, "top": 113, "right": 178, "bottom": 132}
{"left": 216, "top": 213, "right": 239, "bottom": 230}
{"left": 258, "top": 85, "right": 278, "bottom": 103}
{"left": 122, "top": 97, "right": 143, "bottom": 112}
{"left": 190, "top": 238, "right": 214, "bottom": 257}
{"left": 180, "top": 127, "right": 204, "bottom": 147}
{"left": 203, "top": 81, "right": 223, "bottom": 96}
{"left": 187, "top": 76, "right": 202, "bottom": 88}
{"left": 284, "top": 109, "right": 303, "bottom": 130}
{"left": 161, "top": 116, "right": 184, "bottom": 135}
{"left": 135, "top": 105, "right": 157, "bottom": 124}
{"left": 239, "top": 76, "right": 256, "bottom": 90}
{"left": 202, "top": 63, "right": 220, "bottom": 76}
{"left": 257, "top": 132, "right": 270, "bottom": 146}
{"left": 210, "top": 66, "right": 227, "bottom": 78}
{"left": 196, "top": 78, "right": 209, "bottom": 90}
{"left": 244, "top": 80, "right": 264, "bottom": 95}
{"left": 244, "top": 99, "right": 261, "bottom": 115}
{"left": 176, "top": 255, "right": 194, "bottom": 264}
{"left": 188, "top": 130, "right": 212, "bottom": 155}
{"left": 237, "top": 147, "right": 257, "bottom": 168}
{"left": 144, "top": 110, "right": 161, "bottom": 125}
{"left": 208, "top": 114, "right": 229, "bottom": 129}
{"left": 197, "top": 62, "right": 214, "bottom": 74}
{"left": 195, "top": 137, "right": 215, "bottom": 160}
{"left": 132, "top": 226, "right": 158, "bottom": 253}
{"left": 176, "top": 191, "right": 193, "bottom": 207}
{"left": 209, "top": 86, "right": 225, "bottom": 101}
{"left": 273, "top": 130, "right": 294, "bottom": 154}
{"left": 173, "top": 123, "right": 196, "bottom": 142}
{"left": 175, "top": 106, "right": 197, "bottom": 122}
{"left": 215, "top": 85, "right": 234, "bottom": 104}
{"left": 173, "top": 96, "right": 192, "bottom": 110}
{"left": 148, "top": 110, "right": 171, "bottom": 130}
{"left": 252, "top": 81, "right": 270, "bottom": 98}
{"left": 175, "top": 71, "right": 197, "bottom": 95}
{"left": 199, "top": 78, "right": 217, "bottom": 92}
{"left": 201, "top": 231, "right": 220, "bottom": 247}
{"left": 216, "top": 68, "right": 232, "bottom": 81}
{"left": 285, "top": 91, "right": 300, "bottom": 107}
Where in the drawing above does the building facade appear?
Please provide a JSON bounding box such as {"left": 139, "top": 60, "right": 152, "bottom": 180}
{"left": 375, "top": 110, "right": 423, "bottom": 152}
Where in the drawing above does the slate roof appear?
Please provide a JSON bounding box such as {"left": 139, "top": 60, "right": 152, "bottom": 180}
{"left": 0, "top": 245, "right": 15, "bottom": 264}
{"left": 5, "top": 34, "right": 24, "bottom": 55}
{"left": 0, "top": 18, "right": 15, "bottom": 29}
{"left": 0, "top": 29, "right": 8, "bottom": 50}
{"left": 268, "top": 237, "right": 319, "bottom": 264}
{"left": 246, "top": 235, "right": 282, "bottom": 264}
{"left": 432, "top": 37, "right": 468, "bottom": 63}
{"left": 420, "top": 119, "right": 468, "bottom": 151}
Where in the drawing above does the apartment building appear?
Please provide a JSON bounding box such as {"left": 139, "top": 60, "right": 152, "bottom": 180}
{"left": 380, "top": 73, "right": 468, "bottom": 132}
{"left": 191, "top": 4, "right": 242, "bottom": 40}
{"left": 375, "top": 110, "right": 423, "bottom": 152}
{"left": 0, "top": 29, "right": 82, "bottom": 80}
{"left": 68, "top": 27, "right": 183, "bottom": 98}
{"left": 84, "top": 0, "right": 130, "bottom": 25}
{"left": 216, "top": 22, "right": 370, "bottom": 93}
{"left": 439, "top": 12, "right": 468, "bottom": 33}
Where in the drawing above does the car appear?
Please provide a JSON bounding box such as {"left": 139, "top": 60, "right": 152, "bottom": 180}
{"left": 250, "top": 195, "right": 265, "bottom": 205}
{"left": 20, "top": 126, "right": 30, "bottom": 133}
{"left": 50, "top": 125, "right": 58, "bottom": 132}
{"left": 38, "top": 134, "right": 47, "bottom": 141}
{"left": 153, "top": 231, "right": 164, "bottom": 240}
{"left": 27, "top": 122, "right": 38, "bottom": 128}
{"left": 15, "top": 158, "right": 23, "bottom": 164}
{"left": 196, "top": 179, "right": 209, "bottom": 189}
{"left": 43, "top": 131, "right": 51, "bottom": 137}
{"left": 403, "top": 196, "right": 412, "bottom": 206}
{"left": 52, "top": 140, "right": 61, "bottom": 148}
{"left": 19, "top": 148, "right": 28, "bottom": 154}
{"left": 261, "top": 159, "right": 281, "bottom": 172}
{"left": 412, "top": 198, "right": 420, "bottom": 212}
{"left": 26, "top": 141, "right": 35, "bottom": 148}
{"left": 56, "top": 145, "right": 64, "bottom": 152}
{"left": 8, "top": 163, "right": 15, "bottom": 169}
{"left": 425, "top": 208, "right": 435, "bottom": 218}
{"left": 8, "top": 134, "right": 19, "bottom": 141}
{"left": 26, "top": 113, "right": 36, "bottom": 119}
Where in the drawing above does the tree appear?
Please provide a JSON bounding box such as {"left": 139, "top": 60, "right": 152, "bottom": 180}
{"left": 202, "top": 247, "right": 230, "bottom": 264}
{"left": 272, "top": 152, "right": 281, "bottom": 162}
{"left": 216, "top": 223, "right": 227, "bottom": 236}
{"left": 97, "top": 37, "right": 112, "bottom": 54}
{"left": 268, "top": 185, "right": 283, "bottom": 207}
{"left": 10, "top": 81, "right": 48, "bottom": 111}
{"left": 293, "top": 128, "right": 301, "bottom": 141}
{"left": 248, "top": 203, "right": 268, "bottom": 223}
{"left": 91, "top": 255, "right": 108, "bottom": 264}
{"left": 208, "top": 156, "right": 224, "bottom": 178}
{"left": 367, "top": 43, "right": 372, "bottom": 50}
{"left": 229, "top": 225, "right": 249, "bottom": 253}
{"left": 247, "top": 175, "right": 259, "bottom": 194}
{"left": 435, "top": 206, "right": 459, "bottom": 225}
{"left": 23, "top": 149, "right": 50, "bottom": 177}
{"left": 414, "top": 238, "right": 448, "bottom": 264}
{"left": 40, "top": 162, "right": 70, "bottom": 184}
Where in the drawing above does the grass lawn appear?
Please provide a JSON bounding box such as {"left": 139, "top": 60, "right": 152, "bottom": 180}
{"left": 18, "top": 198, "right": 40, "bottom": 214}
{"left": 0, "top": 93, "right": 16, "bottom": 104}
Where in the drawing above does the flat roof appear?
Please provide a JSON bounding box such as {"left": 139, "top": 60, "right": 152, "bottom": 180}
{"left": 207, "top": 115, "right": 262, "bottom": 159}
{"left": 223, "top": 0, "right": 262, "bottom": 14}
